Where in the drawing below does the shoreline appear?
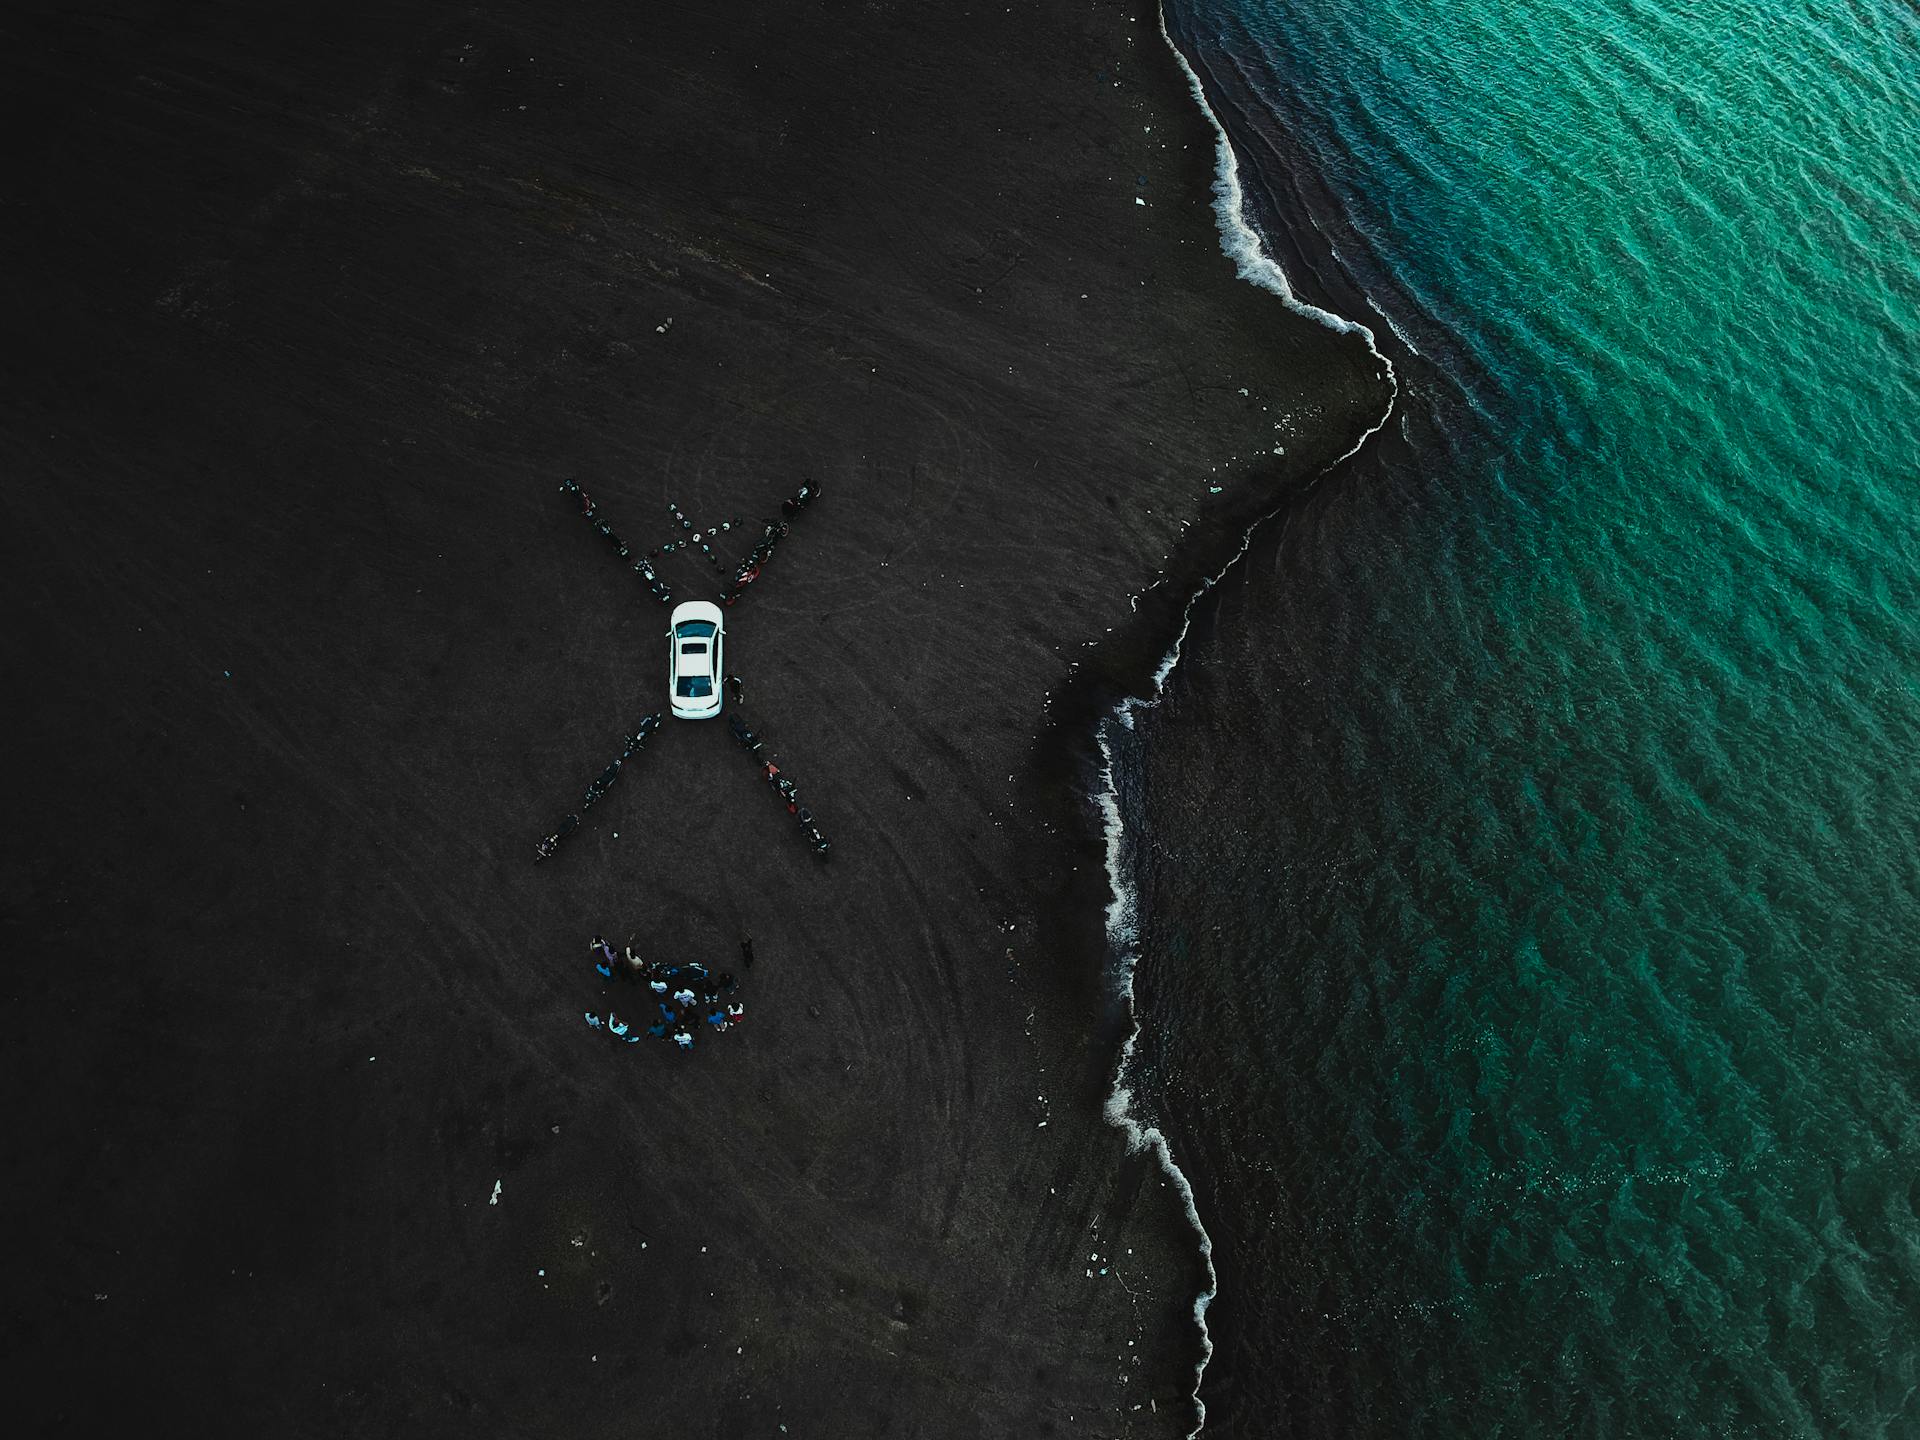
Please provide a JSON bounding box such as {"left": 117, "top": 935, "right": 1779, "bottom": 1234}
{"left": 1024, "top": 12, "right": 1406, "bottom": 1433}
{"left": 4, "top": 1, "right": 1394, "bottom": 1433}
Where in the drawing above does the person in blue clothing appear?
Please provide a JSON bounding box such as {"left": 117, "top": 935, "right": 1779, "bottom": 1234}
{"left": 585, "top": 1011, "right": 645, "bottom": 1045}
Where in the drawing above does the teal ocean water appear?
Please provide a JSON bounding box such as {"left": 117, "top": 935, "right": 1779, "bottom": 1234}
{"left": 1118, "top": 0, "right": 1920, "bottom": 1432}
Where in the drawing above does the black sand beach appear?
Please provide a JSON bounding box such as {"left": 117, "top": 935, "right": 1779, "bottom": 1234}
{"left": 2, "top": 1, "right": 1385, "bottom": 1432}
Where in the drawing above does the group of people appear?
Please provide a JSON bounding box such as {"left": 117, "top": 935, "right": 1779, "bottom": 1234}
{"left": 558, "top": 477, "right": 674, "bottom": 604}
{"left": 535, "top": 713, "right": 662, "bottom": 861}
{"left": 728, "top": 712, "right": 831, "bottom": 857}
{"left": 583, "top": 935, "right": 744, "bottom": 1050}
{"left": 540, "top": 476, "right": 834, "bottom": 864}
{"left": 558, "top": 475, "right": 822, "bottom": 612}
{"left": 723, "top": 480, "right": 821, "bottom": 606}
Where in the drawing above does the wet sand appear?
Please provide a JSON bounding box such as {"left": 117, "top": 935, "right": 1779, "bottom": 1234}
{"left": 1, "top": 1, "right": 1386, "bottom": 1432}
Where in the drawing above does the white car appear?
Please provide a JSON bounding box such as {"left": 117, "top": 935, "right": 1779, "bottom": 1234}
{"left": 668, "top": 601, "right": 725, "bottom": 720}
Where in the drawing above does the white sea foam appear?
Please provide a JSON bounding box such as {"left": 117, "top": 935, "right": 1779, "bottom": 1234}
{"left": 1096, "top": 526, "right": 1250, "bottom": 1440}
{"left": 1156, "top": 2, "right": 1399, "bottom": 466}
{"left": 1094, "top": 13, "right": 1405, "bottom": 1435}
{"left": 1098, "top": 737, "right": 1214, "bottom": 1437}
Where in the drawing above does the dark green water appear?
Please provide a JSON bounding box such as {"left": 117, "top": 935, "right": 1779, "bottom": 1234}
{"left": 1114, "top": 0, "right": 1920, "bottom": 1432}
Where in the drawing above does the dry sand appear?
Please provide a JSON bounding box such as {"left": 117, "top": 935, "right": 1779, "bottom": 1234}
{"left": 2, "top": 0, "right": 1387, "bottom": 1433}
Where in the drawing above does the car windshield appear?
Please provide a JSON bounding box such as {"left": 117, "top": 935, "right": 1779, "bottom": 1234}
{"left": 676, "top": 676, "right": 713, "bottom": 698}
{"left": 675, "top": 621, "right": 717, "bottom": 638}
